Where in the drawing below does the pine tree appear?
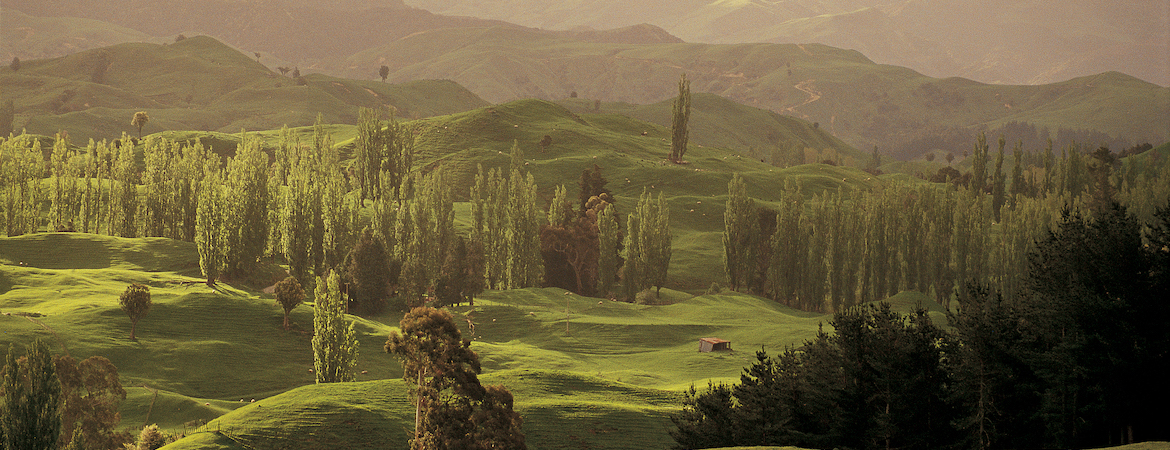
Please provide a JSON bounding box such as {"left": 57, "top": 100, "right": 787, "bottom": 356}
{"left": 312, "top": 271, "right": 358, "bottom": 383}
{"left": 669, "top": 73, "right": 691, "bottom": 163}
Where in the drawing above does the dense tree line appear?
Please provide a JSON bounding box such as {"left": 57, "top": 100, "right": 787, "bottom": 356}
{"left": 726, "top": 135, "right": 1169, "bottom": 312}
{"left": 0, "top": 113, "right": 674, "bottom": 313}
{"left": 682, "top": 202, "right": 1170, "bottom": 449}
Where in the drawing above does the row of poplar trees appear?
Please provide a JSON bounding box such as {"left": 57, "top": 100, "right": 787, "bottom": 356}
{"left": 0, "top": 106, "right": 673, "bottom": 309}
{"left": 724, "top": 134, "right": 1170, "bottom": 312}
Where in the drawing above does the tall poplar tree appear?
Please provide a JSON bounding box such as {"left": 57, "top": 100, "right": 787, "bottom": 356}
{"left": 354, "top": 107, "right": 385, "bottom": 207}
{"left": 621, "top": 207, "right": 643, "bottom": 301}
{"left": 110, "top": 135, "right": 138, "bottom": 238}
{"left": 312, "top": 271, "right": 358, "bottom": 383}
{"left": 596, "top": 200, "right": 620, "bottom": 296}
{"left": 971, "top": 133, "right": 989, "bottom": 196}
{"left": 991, "top": 136, "right": 1007, "bottom": 222}
{"left": 282, "top": 143, "right": 319, "bottom": 287}
{"left": 723, "top": 173, "right": 757, "bottom": 292}
{"left": 669, "top": 74, "right": 691, "bottom": 163}
{"left": 643, "top": 191, "right": 671, "bottom": 296}
{"left": 195, "top": 172, "right": 226, "bottom": 285}
{"left": 223, "top": 133, "right": 270, "bottom": 276}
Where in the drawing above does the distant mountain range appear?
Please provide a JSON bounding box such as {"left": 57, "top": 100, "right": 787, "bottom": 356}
{"left": 0, "top": 36, "right": 489, "bottom": 143}
{"left": 2, "top": 1, "right": 1167, "bottom": 157}
{"left": 345, "top": 25, "right": 1168, "bottom": 156}
{"left": 402, "top": 0, "right": 1170, "bottom": 88}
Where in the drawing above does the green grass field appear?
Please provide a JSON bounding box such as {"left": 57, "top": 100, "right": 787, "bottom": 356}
{"left": 1, "top": 232, "right": 838, "bottom": 449}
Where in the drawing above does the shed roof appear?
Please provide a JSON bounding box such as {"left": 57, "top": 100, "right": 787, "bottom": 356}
{"left": 699, "top": 337, "right": 730, "bottom": 344}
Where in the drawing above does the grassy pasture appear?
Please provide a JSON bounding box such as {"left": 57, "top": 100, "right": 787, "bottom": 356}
{"left": 1, "top": 232, "right": 839, "bottom": 449}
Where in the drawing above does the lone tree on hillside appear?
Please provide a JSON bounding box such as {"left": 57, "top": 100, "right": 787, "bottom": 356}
{"left": 131, "top": 111, "right": 149, "bottom": 138}
{"left": 9, "top": 57, "right": 20, "bottom": 72}
{"left": 379, "top": 65, "right": 390, "bottom": 83}
{"left": 119, "top": 284, "right": 151, "bottom": 340}
{"left": 274, "top": 276, "right": 305, "bottom": 330}
{"left": 669, "top": 73, "right": 691, "bottom": 163}
{"left": 1, "top": 339, "right": 62, "bottom": 450}
{"left": 386, "top": 307, "right": 526, "bottom": 449}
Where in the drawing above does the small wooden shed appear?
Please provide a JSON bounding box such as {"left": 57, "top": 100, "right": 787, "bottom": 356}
{"left": 699, "top": 337, "right": 731, "bottom": 353}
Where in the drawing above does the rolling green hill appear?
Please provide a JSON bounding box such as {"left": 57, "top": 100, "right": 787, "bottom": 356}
{"left": 558, "top": 93, "right": 858, "bottom": 162}
{"left": 0, "top": 35, "right": 489, "bottom": 143}
{"left": 0, "top": 232, "right": 837, "bottom": 449}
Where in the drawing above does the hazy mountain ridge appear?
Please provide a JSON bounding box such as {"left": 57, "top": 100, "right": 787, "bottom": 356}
{"left": 1, "top": 0, "right": 513, "bottom": 73}
{"left": 3, "top": 3, "right": 1166, "bottom": 157}
{"left": 341, "top": 25, "right": 1169, "bottom": 157}
{"left": 402, "top": 0, "right": 1170, "bottom": 87}
{"left": 1, "top": 36, "right": 490, "bottom": 143}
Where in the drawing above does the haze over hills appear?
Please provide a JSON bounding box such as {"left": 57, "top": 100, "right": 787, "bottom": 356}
{"left": 402, "top": 0, "right": 1170, "bottom": 87}
{"left": 1, "top": 0, "right": 513, "bottom": 73}
{"left": 0, "top": 36, "right": 490, "bottom": 143}
{"left": 5, "top": 1, "right": 1168, "bottom": 157}
{"left": 345, "top": 25, "right": 1169, "bottom": 157}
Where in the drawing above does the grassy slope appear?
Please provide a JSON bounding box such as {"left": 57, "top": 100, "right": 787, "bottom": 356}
{"left": 557, "top": 93, "right": 861, "bottom": 163}
{"left": 1, "top": 233, "right": 830, "bottom": 449}
{"left": 0, "top": 36, "right": 489, "bottom": 143}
